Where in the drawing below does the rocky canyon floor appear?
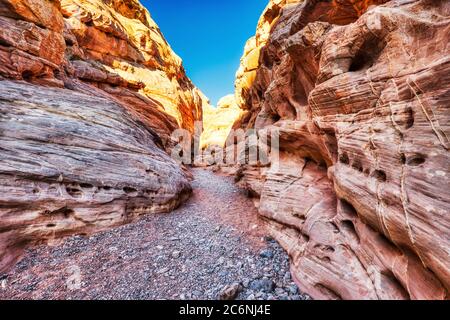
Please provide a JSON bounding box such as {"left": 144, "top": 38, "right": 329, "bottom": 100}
{"left": 0, "top": 169, "right": 309, "bottom": 300}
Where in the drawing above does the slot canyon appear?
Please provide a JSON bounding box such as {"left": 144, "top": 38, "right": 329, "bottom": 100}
{"left": 0, "top": 0, "right": 448, "bottom": 300}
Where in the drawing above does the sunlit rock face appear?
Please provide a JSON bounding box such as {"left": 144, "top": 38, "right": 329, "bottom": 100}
{"left": 235, "top": 0, "right": 303, "bottom": 112}
{"left": 0, "top": 80, "right": 192, "bottom": 274}
{"left": 201, "top": 95, "right": 243, "bottom": 149}
{"left": 0, "top": 0, "right": 207, "bottom": 146}
{"left": 0, "top": 0, "right": 203, "bottom": 273}
{"left": 233, "top": 0, "right": 449, "bottom": 299}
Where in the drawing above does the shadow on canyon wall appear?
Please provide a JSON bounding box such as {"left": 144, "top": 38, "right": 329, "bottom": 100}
{"left": 220, "top": 0, "right": 449, "bottom": 300}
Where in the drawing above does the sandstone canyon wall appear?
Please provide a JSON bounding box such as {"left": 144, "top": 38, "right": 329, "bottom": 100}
{"left": 0, "top": 0, "right": 205, "bottom": 274}
{"left": 233, "top": 0, "right": 449, "bottom": 299}
{"left": 200, "top": 94, "right": 242, "bottom": 149}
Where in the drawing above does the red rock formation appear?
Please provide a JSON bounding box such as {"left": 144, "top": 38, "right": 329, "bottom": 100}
{"left": 201, "top": 95, "right": 243, "bottom": 149}
{"left": 0, "top": 0, "right": 205, "bottom": 273}
{"left": 233, "top": 0, "right": 449, "bottom": 299}
{"left": 0, "top": 0, "right": 206, "bottom": 145}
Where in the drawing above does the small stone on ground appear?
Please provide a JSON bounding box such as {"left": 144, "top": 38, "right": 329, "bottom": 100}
{"left": 0, "top": 169, "right": 310, "bottom": 300}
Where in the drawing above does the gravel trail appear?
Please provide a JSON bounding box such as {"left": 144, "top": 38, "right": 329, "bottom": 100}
{"left": 0, "top": 169, "right": 309, "bottom": 300}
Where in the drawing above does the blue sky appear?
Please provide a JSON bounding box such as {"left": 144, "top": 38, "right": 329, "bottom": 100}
{"left": 142, "top": 0, "right": 267, "bottom": 106}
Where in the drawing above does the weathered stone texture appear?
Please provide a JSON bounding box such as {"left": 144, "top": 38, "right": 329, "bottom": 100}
{"left": 0, "top": 0, "right": 203, "bottom": 273}
{"left": 234, "top": 0, "right": 449, "bottom": 299}
{"left": 201, "top": 94, "right": 243, "bottom": 149}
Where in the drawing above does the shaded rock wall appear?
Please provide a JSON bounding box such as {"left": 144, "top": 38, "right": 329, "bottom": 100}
{"left": 235, "top": 0, "right": 303, "bottom": 112}
{"left": 0, "top": 80, "right": 191, "bottom": 274}
{"left": 0, "top": 0, "right": 207, "bottom": 146}
{"left": 233, "top": 0, "right": 449, "bottom": 300}
{"left": 0, "top": 0, "right": 204, "bottom": 273}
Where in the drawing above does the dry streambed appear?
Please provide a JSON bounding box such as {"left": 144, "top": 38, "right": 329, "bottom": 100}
{"left": 0, "top": 169, "right": 310, "bottom": 300}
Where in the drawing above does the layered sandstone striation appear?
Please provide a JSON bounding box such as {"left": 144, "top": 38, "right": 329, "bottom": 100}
{"left": 0, "top": 80, "right": 191, "bottom": 274}
{"left": 0, "top": 0, "right": 204, "bottom": 273}
{"left": 200, "top": 94, "right": 242, "bottom": 149}
{"left": 235, "top": 0, "right": 302, "bottom": 111}
{"left": 233, "top": 0, "right": 449, "bottom": 299}
{"left": 0, "top": 0, "right": 206, "bottom": 145}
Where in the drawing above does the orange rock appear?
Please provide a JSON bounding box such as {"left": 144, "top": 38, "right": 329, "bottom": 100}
{"left": 233, "top": 0, "right": 449, "bottom": 300}
{"left": 0, "top": 0, "right": 64, "bottom": 32}
{"left": 235, "top": 0, "right": 303, "bottom": 110}
{"left": 61, "top": 0, "right": 206, "bottom": 140}
{"left": 0, "top": 0, "right": 65, "bottom": 81}
{"left": 0, "top": 80, "right": 192, "bottom": 275}
{"left": 201, "top": 95, "right": 243, "bottom": 149}
{"left": 0, "top": 0, "right": 205, "bottom": 273}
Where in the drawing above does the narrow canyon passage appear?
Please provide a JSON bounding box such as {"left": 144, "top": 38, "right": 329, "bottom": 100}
{"left": 0, "top": 169, "right": 308, "bottom": 300}
{"left": 0, "top": 0, "right": 448, "bottom": 301}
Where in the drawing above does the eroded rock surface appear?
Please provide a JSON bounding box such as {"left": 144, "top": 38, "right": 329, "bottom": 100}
{"left": 0, "top": 0, "right": 207, "bottom": 146}
{"left": 0, "top": 169, "right": 309, "bottom": 301}
{"left": 0, "top": 0, "right": 204, "bottom": 273}
{"left": 0, "top": 80, "right": 192, "bottom": 275}
{"left": 233, "top": 0, "right": 449, "bottom": 299}
{"left": 201, "top": 95, "right": 243, "bottom": 149}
